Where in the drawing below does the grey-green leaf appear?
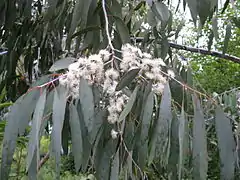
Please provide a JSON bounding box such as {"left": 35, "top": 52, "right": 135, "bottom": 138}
{"left": 119, "top": 86, "right": 139, "bottom": 122}
{"left": 51, "top": 85, "right": 68, "bottom": 179}
{"left": 110, "top": 150, "right": 119, "bottom": 180}
{"left": 212, "top": 15, "right": 219, "bottom": 40}
{"left": 151, "top": 1, "right": 170, "bottom": 27}
{"left": 223, "top": 22, "right": 232, "bottom": 54}
{"left": 79, "top": 78, "right": 95, "bottom": 136}
{"left": 116, "top": 68, "right": 140, "bottom": 91}
{"left": 26, "top": 88, "right": 47, "bottom": 172}
{"left": 0, "top": 75, "right": 50, "bottom": 179}
{"left": 149, "top": 82, "right": 172, "bottom": 166}
{"left": 215, "top": 106, "right": 235, "bottom": 180}
{"left": 49, "top": 57, "right": 76, "bottom": 72}
{"left": 69, "top": 103, "right": 83, "bottom": 172}
{"left": 192, "top": 94, "right": 208, "bottom": 180}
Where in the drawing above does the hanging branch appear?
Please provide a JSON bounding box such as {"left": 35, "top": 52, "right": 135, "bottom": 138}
{"left": 132, "top": 37, "right": 240, "bottom": 64}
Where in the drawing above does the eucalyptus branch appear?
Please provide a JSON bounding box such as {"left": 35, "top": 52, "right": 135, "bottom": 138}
{"left": 132, "top": 37, "right": 240, "bottom": 64}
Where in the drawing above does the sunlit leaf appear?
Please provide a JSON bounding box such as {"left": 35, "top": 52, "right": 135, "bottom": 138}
{"left": 116, "top": 68, "right": 140, "bottom": 91}
{"left": 192, "top": 94, "right": 208, "bottom": 180}
{"left": 119, "top": 85, "right": 139, "bottom": 122}
{"left": 51, "top": 85, "right": 68, "bottom": 179}
{"left": 26, "top": 88, "right": 47, "bottom": 172}
{"left": 69, "top": 103, "right": 83, "bottom": 172}
{"left": 215, "top": 106, "right": 235, "bottom": 179}
{"left": 212, "top": 15, "right": 219, "bottom": 40}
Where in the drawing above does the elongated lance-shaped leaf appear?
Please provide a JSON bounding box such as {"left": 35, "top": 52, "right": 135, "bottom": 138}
{"left": 51, "top": 85, "right": 68, "bottom": 179}
{"left": 110, "top": 149, "right": 119, "bottom": 180}
{"left": 192, "top": 94, "right": 208, "bottom": 180}
{"left": 0, "top": 75, "right": 50, "bottom": 180}
{"left": 139, "top": 91, "right": 154, "bottom": 167}
{"left": 79, "top": 78, "right": 95, "bottom": 138}
{"left": 116, "top": 68, "right": 140, "bottom": 91}
{"left": 69, "top": 103, "right": 83, "bottom": 172}
{"left": 119, "top": 85, "right": 139, "bottom": 122}
{"left": 178, "top": 105, "right": 189, "bottom": 180}
{"left": 49, "top": 57, "right": 76, "bottom": 72}
{"left": 223, "top": 22, "right": 232, "bottom": 54}
{"left": 215, "top": 106, "right": 236, "bottom": 180}
{"left": 149, "top": 82, "right": 172, "bottom": 166}
{"left": 26, "top": 88, "right": 47, "bottom": 172}
{"left": 114, "top": 16, "right": 130, "bottom": 44}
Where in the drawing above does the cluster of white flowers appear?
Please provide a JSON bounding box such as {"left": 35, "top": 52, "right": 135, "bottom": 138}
{"left": 60, "top": 44, "right": 172, "bottom": 124}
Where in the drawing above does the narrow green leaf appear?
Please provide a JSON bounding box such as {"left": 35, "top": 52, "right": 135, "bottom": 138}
{"left": 26, "top": 89, "right": 47, "bottom": 172}
{"left": 49, "top": 57, "right": 76, "bottom": 72}
{"left": 223, "top": 22, "right": 232, "bottom": 54}
{"left": 149, "top": 82, "right": 172, "bottom": 166}
{"left": 79, "top": 78, "right": 95, "bottom": 136}
{"left": 110, "top": 150, "right": 119, "bottom": 180}
{"left": 119, "top": 86, "right": 139, "bottom": 122}
{"left": 215, "top": 106, "right": 235, "bottom": 180}
{"left": 116, "top": 68, "right": 140, "bottom": 91}
{"left": 114, "top": 16, "right": 130, "bottom": 44}
{"left": 192, "top": 94, "right": 208, "bottom": 180}
{"left": 198, "top": 0, "right": 212, "bottom": 26}
{"left": 51, "top": 85, "right": 68, "bottom": 179}
{"left": 69, "top": 103, "right": 83, "bottom": 172}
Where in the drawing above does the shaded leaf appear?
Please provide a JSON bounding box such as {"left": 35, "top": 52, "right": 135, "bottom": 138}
{"left": 114, "top": 16, "right": 130, "bottom": 44}
{"left": 69, "top": 103, "right": 83, "bottom": 172}
{"left": 215, "top": 106, "right": 235, "bottom": 180}
{"left": 110, "top": 150, "right": 119, "bottom": 180}
{"left": 51, "top": 85, "right": 68, "bottom": 179}
{"left": 212, "top": 15, "right": 219, "bottom": 40}
{"left": 185, "top": 0, "right": 197, "bottom": 24}
{"left": 116, "top": 68, "right": 140, "bottom": 91}
{"left": 119, "top": 86, "right": 139, "bottom": 122}
{"left": 192, "top": 94, "right": 208, "bottom": 180}
{"left": 151, "top": 1, "right": 170, "bottom": 27}
{"left": 79, "top": 78, "right": 95, "bottom": 137}
{"left": 49, "top": 57, "right": 76, "bottom": 72}
{"left": 223, "top": 22, "right": 231, "bottom": 54}
{"left": 26, "top": 88, "right": 47, "bottom": 172}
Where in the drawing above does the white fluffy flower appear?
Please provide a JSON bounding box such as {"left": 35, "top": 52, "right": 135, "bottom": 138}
{"left": 111, "top": 129, "right": 118, "bottom": 139}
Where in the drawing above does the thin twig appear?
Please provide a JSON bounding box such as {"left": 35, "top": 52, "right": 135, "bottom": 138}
{"left": 102, "top": 0, "right": 114, "bottom": 51}
{"left": 37, "top": 151, "right": 50, "bottom": 171}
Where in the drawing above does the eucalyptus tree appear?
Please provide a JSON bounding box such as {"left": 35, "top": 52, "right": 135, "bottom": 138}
{"left": 1, "top": 0, "right": 240, "bottom": 179}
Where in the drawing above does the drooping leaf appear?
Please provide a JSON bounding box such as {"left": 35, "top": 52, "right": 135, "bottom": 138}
{"left": 69, "top": 103, "right": 83, "bottom": 172}
{"left": 79, "top": 78, "right": 95, "bottom": 137}
{"left": 48, "top": 57, "right": 76, "bottom": 72}
{"left": 185, "top": 0, "right": 198, "bottom": 25}
{"left": 198, "top": 0, "right": 212, "bottom": 26}
{"left": 149, "top": 82, "right": 172, "bottom": 166}
{"left": 114, "top": 16, "right": 130, "bottom": 44}
{"left": 51, "top": 85, "right": 68, "bottom": 179}
{"left": 119, "top": 85, "right": 139, "bottom": 122}
{"left": 26, "top": 88, "right": 47, "bottom": 172}
{"left": 192, "top": 94, "right": 208, "bottom": 180}
{"left": 67, "top": 0, "right": 93, "bottom": 48}
{"left": 110, "top": 150, "right": 119, "bottom": 180}
{"left": 151, "top": 1, "right": 170, "bottom": 27}
{"left": 0, "top": 75, "right": 50, "bottom": 179}
{"left": 139, "top": 91, "right": 154, "bottom": 168}
{"left": 178, "top": 105, "right": 189, "bottom": 180}
{"left": 223, "top": 22, "right": 232, "bottom": 54}
{"left": 212, "top": 15, "right": 219, "bottom": 40}
{"left": 116, "top": 68, "right": 140, "bottom": 91}
{"left": 215, "top": 106, "right": 235, "bottom": 180}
